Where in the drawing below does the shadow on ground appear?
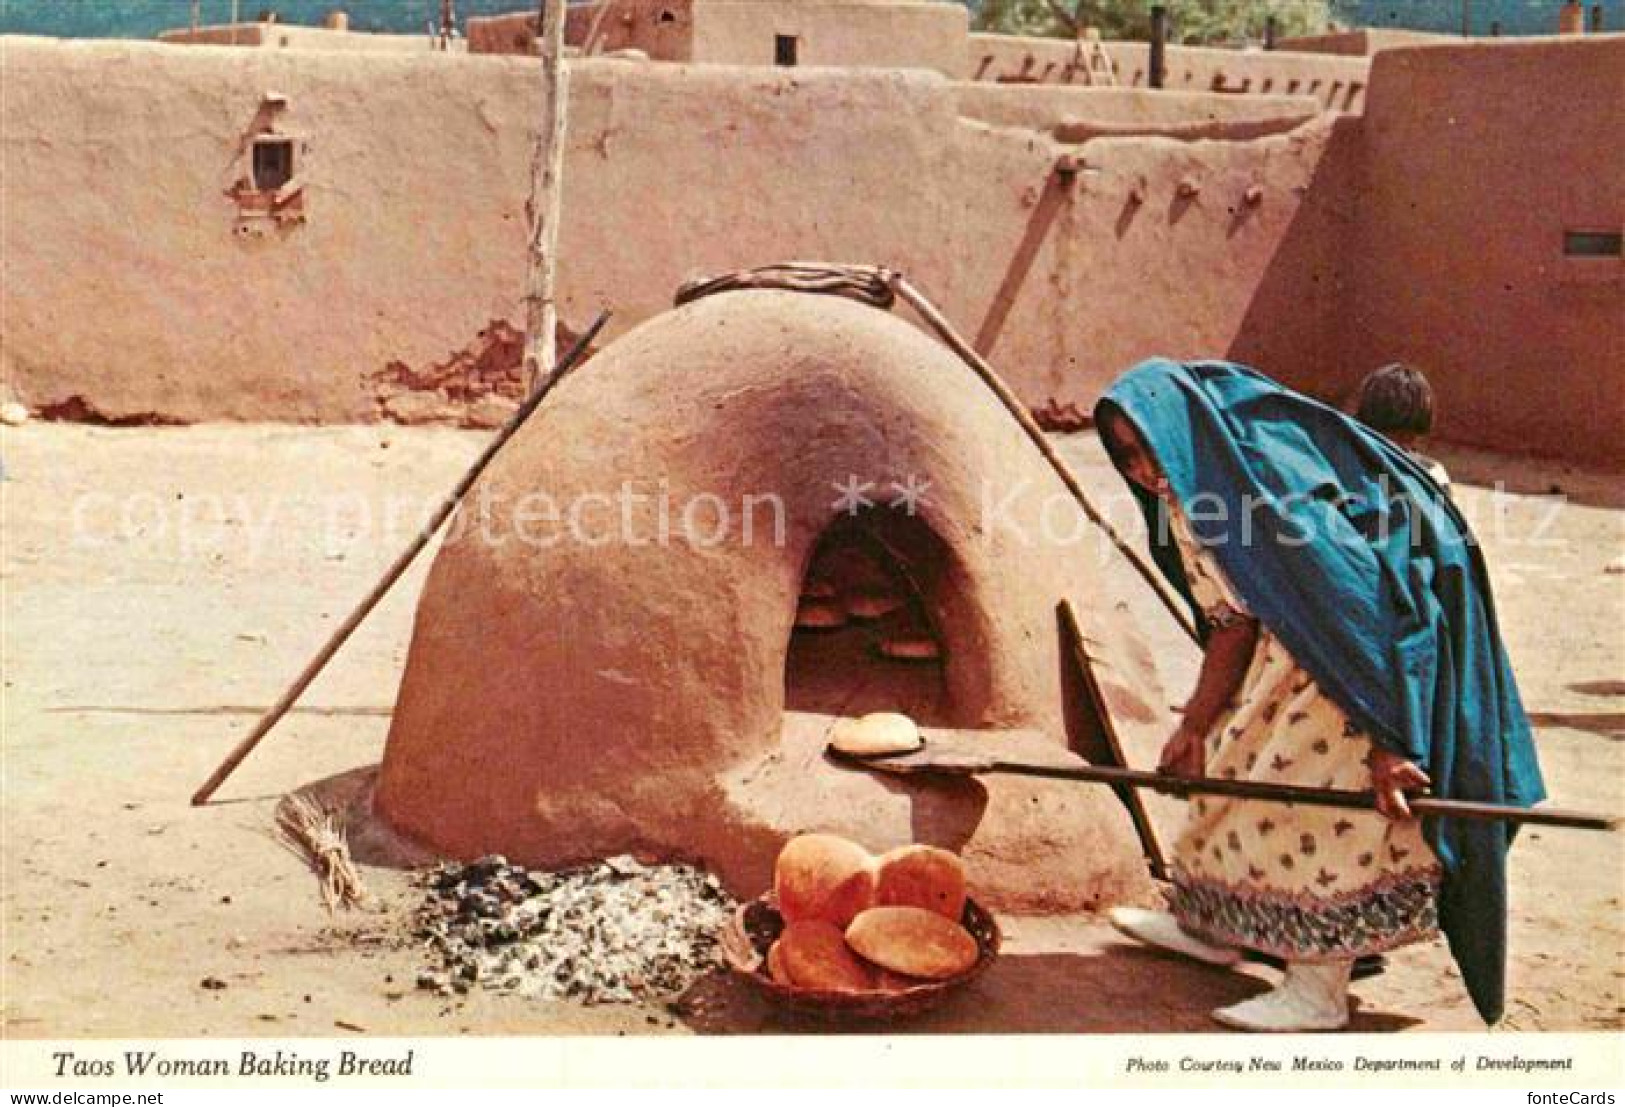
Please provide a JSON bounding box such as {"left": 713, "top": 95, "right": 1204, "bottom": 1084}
{"left": 285, "top": 764, "right": 439, "bottom": 870}
{"left": 1529, "top": 712, "right": 1625, "bottom": 740}
{"left": 675, "top": 943, "right": 1422, "bottom": 1035}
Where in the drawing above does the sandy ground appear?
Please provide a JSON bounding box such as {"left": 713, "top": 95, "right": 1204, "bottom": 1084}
{"left": 1, "top": 422, "right": 1620, "bottom": 1039}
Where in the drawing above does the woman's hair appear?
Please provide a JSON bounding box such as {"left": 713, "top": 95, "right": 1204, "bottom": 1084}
{"left": 1355, "top": 363, "right": 1435, "bottom": 437}
{"left": 1095, "top": 402, "right": 1143, "bottom": 472}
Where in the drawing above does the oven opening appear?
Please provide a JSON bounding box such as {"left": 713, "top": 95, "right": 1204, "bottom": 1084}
{"left": 785, "top": 506, "right": 957, "bottom": 726}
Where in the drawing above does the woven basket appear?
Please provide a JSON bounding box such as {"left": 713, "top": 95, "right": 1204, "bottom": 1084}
{"left": 719, "top": 895, "right": 1001, "bottom": 1022}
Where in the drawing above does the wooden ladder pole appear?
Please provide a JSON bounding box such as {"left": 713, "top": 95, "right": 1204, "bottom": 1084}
{"left": 522, "top": 0, "right": 571, "bottom": 390}
{"left": 890, "top": 275, "right": 1199, "bottom": 643}
{"left": 189, "top": 314, "right": 609, "bottom": 806}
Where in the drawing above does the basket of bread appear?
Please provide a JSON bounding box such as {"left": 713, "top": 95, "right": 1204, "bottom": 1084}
{"left": 719, "top": 832, "right": 1000, "bottom": 1021}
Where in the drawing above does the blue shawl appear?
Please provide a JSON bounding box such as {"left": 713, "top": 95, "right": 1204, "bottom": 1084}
{"left": 1096, "top": 358, "right": 1544, "bottom": 1025}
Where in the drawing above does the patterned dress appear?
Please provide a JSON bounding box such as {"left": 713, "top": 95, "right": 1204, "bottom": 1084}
{"left": 1165, "top": 502, "right": 1442, "bottom": 961}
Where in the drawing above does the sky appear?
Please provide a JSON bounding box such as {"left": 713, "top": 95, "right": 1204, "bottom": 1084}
{"left": 1, "top": 0, "right": 1620, "bottom": 39}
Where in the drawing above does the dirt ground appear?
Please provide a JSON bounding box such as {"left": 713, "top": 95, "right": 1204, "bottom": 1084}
{"left": 1, "top": 422, "right": 1620, "bottom": 1038}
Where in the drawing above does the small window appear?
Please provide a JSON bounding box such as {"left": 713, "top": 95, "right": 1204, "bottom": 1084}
{"left": 252, "top": 137, "right": 294, "bottom": 191}
{"left": 1564, "top": 230, "right": 1623, "bottom": 258}
{"left": 657, "top": 8, "right": 676, "bottom": 23}
{"left": 774, "top": 34, "right": 798, "bottom": 67}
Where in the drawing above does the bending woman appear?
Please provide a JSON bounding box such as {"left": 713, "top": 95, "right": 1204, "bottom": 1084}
{"left": 1093, "top": 359, "right": 1544, "bottom": 1032}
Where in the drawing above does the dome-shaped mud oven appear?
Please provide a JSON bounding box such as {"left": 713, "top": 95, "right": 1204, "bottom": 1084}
{"left": 376, "top": 287, "right": 1165, "bottom": 911}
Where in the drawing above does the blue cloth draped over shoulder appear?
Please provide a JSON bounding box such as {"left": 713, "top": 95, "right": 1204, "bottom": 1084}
{"left": 1095, "top": 358, "right": 1545, "bottom": 1025}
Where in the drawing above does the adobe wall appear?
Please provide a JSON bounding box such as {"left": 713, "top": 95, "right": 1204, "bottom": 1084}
{"left": 466, "top": 11, "right": 543, "bottom": 55}
{"left": 3, "top": 35, "right": 1615, "bottom": 463}
{"left": 1337, "top": 37, "right": 1625, "bottom": 463}
{"left": 158, "top": 23, "right": 451, "bottom": 52}
{"left": 1275, "top": 28, "right": 1457, "bottom": 56}
{"left": 157, "top": 24, "right": 277, "bottom": 47}
{"left": 955, "top": 82, "right": 1320, "bottom": 140}
{"left": 0, "top": 36, "right": 1344, "bottom": 430}
{"left": 468, "top": 2, "right": 696, "bottom": 60}
{"left": 994, "top": 117, "right": 1355, "bottom": 414}
{"left": 1, "top": 38, "right": 538, "bottom": 423}
{"left": 969, "top": 33, "right": 1371, "bottom": 112}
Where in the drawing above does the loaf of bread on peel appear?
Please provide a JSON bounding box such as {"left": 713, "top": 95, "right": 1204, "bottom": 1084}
{"left": 829, "top": 712, "right": 922, "bottom": 757}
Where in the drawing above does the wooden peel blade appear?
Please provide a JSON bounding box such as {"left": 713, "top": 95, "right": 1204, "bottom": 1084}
{"left": 825, "top": 743, "right": 996, "bottom": 776}
{"left": 825, "top": 739, "right": 1619, "bottom": 832}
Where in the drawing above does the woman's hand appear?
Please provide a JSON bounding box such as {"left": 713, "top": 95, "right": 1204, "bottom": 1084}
{"left": 1368, "top": 747, "right": 1431, "bottom": 821}
{"left": 1166, "top": 616, "right": 1256, "bottom": 783}
{"left": 1158, "top": 723, "right": 1207, "bottom": 779}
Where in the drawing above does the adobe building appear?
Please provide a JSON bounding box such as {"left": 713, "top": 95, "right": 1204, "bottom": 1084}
{"left": 157, "top": 21, "right": 458, "bottom": 52}
{"left": 470, "top": 0, "right": 970, "bottom": 74}
{"left": 4, "top": 1, "right": 1618, "bottom": 462}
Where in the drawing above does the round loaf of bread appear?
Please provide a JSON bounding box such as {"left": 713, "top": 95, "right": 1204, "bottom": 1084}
{"left": 845, "top": 906, "right": 979, "bottom": 980}
{"left": 829, "top": 712, "right": 922, "bottom": 758}
{"left": 795, "top": 599, "right": 847, "bottom": 630}
{"left": 778, "top": 920, "right": 878, "bottom": 993}
{"left": 878, "top": 634, "right": 941, "bottom": 660}
{"left": 874, "top": 845, "right": 967, "bottom": 920}
{"left": 774, "top": 833, "right": 877, "bottom": 928}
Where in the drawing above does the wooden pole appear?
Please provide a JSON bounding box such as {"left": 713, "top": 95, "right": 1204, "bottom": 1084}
{"left": 890, "top": 275, "right": 1200, "bottom": 643}
{"left": 522, "top": 0, "right": 570, "bottom": 390}
{"left": 189, "top": 314, "right": 609, "bottom": 807}
{"left": 1149, "top": 5, "right": 1168, "bottom": 89}
{"left": 830, "top": 746, "right": 1620, "bottom": 832}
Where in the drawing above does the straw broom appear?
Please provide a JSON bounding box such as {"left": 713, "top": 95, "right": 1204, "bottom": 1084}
{"left": 273, "top": 793, "right": 370, "bottom": 912}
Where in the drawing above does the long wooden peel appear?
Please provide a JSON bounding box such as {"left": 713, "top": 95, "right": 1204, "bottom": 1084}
{"left": 888, "top": 273, "right": 1200, "bottom": 644}
{"left": 825, "top": 742, "right": 1619, "bottom": 832}
{"left": 190, "top": 312, "right": 610, "bottom": 807}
